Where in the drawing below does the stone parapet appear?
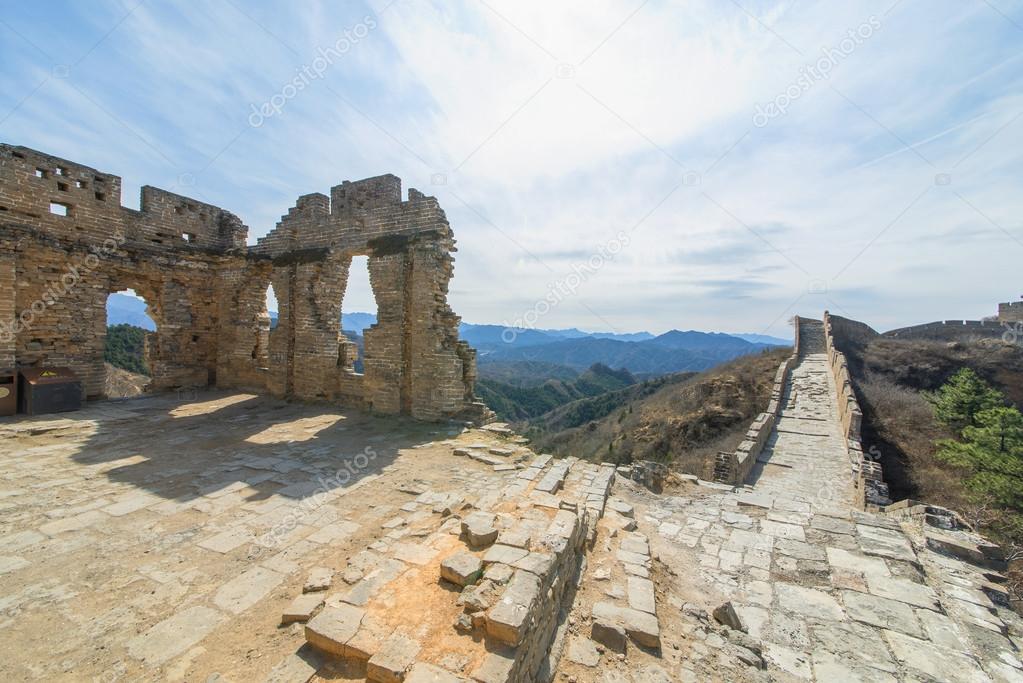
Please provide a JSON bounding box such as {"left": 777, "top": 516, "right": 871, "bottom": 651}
{"left": 713, "top": 346, "right": 796, "bottom": 486}
{"left": 823, "top": 311, "right": 890, "bottom": 509}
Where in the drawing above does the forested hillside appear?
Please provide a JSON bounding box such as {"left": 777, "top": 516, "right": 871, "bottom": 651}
{"left": 104, "top": 324, "right": 149, "bottom": 376}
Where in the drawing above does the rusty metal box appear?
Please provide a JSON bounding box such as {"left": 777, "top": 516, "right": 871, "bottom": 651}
{"left": 19, "top": 367, "right": 82, "bottom": 415}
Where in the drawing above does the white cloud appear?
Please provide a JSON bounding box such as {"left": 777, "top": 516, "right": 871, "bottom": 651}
{"left": 1, "top": 0, "right": 1020, "bottom": 337}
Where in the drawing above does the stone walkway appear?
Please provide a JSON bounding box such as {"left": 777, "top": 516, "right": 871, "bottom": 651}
{"left": 747, "top": 351, "right": 853, "bottom": 512}
{"left": 4, "top": 346, "right": 1023, "bottom": 682}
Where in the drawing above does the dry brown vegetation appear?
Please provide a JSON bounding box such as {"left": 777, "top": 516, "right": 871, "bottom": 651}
{"left": 840, "top": 338, "right": 1023, "bottom": 504}
{"left": 103, "top": 362, "right": 151, "bottom": 399}
{"left": 526, "top": 347, "right": 791, "bottom": 478}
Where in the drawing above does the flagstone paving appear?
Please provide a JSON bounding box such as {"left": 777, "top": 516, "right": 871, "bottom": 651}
{"left": 555, "top": 344, "right": 1023, "bottom": 682}
{"left": 0, "top": 391, "right": 522, "bottom": 682}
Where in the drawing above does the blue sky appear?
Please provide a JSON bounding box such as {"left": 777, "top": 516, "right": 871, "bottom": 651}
{"left": 2, "top": 0, "right": 1021, "bottom": 336}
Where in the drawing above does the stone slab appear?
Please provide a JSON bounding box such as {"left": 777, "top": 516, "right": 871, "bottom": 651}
{"left": 406, "top": 663, "right": 469, "bottom": 682}
{"left": 592, "top": 601, "right": 660, "bottom": 648}
{"left": 486, "top": 570, "right": 540, "bottom": 645}
{"left": 283, "top": 593, "right": 325, "bottom": 625}
{"left": 627, "top": 576, "right": 656, "bottom": 615}
{"left": 440, "top": 551, "right": 483, "bottom": 587}
{"left": 884, "top": 629, "right": 991, "bottom": 683}
{"left": 213, "top": 566, "right": 284, "bottom": 615}
{"left": 366, "top": 633, "right": 420, "bottom": 683}
{"left": 776, "top": 583, "right": 844, "bottom": 621}
{"left": 127, "top": 606, "right": 226, "bottom": 665}
{"left": 842, "top": 590, "right": 924, "bottom": 638}
{"left": 305, "top": 604, "right": 365, "bottom": 657}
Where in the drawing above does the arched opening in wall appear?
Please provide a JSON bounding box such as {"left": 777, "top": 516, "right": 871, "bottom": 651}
{"left": 255, "top": 283, "right": 277, "bottom": 370}
{"left": 340, "top": 255, "right": 377, "bottom": 374}
{"left": 104, "top": 288, "right": 155, "bottom": 399}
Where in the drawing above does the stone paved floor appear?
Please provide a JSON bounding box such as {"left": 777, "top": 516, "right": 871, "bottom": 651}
{"left": 747, "top": 352, "right": 852, "bottom": 511}
{"left": 4, "top": 369, "right": 1023, "bottom": 682}
{"left": 609, "top": 479, "right": 1023, "bottom": 682}
{"left": 0, "top": 391, "right": 520, "bottom": 682}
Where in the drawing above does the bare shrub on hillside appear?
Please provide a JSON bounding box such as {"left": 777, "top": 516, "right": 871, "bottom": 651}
{"left": 857, "top": 370, "right": 966, "bottom": 507}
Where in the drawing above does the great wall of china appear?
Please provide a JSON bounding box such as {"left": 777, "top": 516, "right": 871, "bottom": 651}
{"left": 0, "top": 146, "right": 1021, "bottom": 681}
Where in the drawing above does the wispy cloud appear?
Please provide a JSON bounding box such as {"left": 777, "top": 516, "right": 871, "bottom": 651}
{"left": 1, "top": 0, "right": 1020, "bottom": 335}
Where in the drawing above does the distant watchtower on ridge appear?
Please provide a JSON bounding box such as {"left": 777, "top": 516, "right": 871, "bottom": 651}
{"left": 999, "top": 298, "right": 1023, "bottom": 324}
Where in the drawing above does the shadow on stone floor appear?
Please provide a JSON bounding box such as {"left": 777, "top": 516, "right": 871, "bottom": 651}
{"left": 1, "top": 388, "right": 456, "bottom": 506}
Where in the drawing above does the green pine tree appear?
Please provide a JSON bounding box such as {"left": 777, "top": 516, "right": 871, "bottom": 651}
{"left": 926, "top": 368, "right": 1003, "bottom": 434}
{"left": 936, "top": 406, "right": 1023, "bottom": 509}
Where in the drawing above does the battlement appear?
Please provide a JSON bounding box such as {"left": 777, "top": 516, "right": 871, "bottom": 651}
{"left": 0, "top": 144, "right": 122, "bottom": 228}
{"left": 1000, "top": 300, "right": 1023, "bottom": 323}
{"left": 138, "top": 186, "right": 248, "bottom": 251}
{"left": 330, "top": 173, "right": 402, "bottom": 217}
{"left": 0, "top": 144, "right": 247, "bottom": 252}
{"left": 251, "top": 173, "right": 442, "bottom": 258}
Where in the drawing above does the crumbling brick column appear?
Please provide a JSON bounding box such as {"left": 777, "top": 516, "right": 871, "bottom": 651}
{"left": 267, "top": 267, "right": 294, "bottom": 398}
{"left": 405, "top": 239, "right": 472, "bottom": 421}
{"left": 290, "top": 251, "right": 349, "bottom": 401}
{"left": 364, "top": 252, "right": 408, "bottom": 414}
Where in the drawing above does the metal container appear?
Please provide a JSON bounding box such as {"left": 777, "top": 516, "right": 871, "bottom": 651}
{"left": 0, "top": 370, "right": 16, "bottom": 416}
{"left": 19, "top": 367, "right": 82, "bottom": 415}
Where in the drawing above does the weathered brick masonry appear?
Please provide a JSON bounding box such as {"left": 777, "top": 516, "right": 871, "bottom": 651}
{"left": 0, "top": 144, "right": 488, "bottom": 422}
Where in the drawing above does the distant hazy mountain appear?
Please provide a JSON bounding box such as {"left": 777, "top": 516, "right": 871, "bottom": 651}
{"left": 590, "top": 331, "right": 655, "bottom": 342}
{"left": 106, "top": 293, "right": 156, "bottom": 331}
{"left": 648, "top": 329, "right": 762, "bottom": 352}
{"left": 342, "top": 312, "right": 376, "bottom": 335}
{"left": 731, "top": 333, "right": 791, "bottom": 346}
{"left": 483, "top": 332, "right": 775, "bottom": 375}
{"left": 458, "top": 323, "right": 655, "bottom": 352}
{"left": 457, "top": 324, "right": 562, "bottom": 350}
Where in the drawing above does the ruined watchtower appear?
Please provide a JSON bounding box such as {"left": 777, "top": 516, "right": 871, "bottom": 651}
{"left": 0, "top": 143, "right": 489, "bottom": 423}
{"left": 999, "top": 299, "right": 1023, "bottom": 324}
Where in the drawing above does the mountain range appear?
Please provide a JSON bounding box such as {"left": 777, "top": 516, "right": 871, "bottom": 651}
{"left": 479, "top": 332, "right": 779, "bottom": 376}
{"left": 106, "top": 294, "right": 790, "bottom": 376}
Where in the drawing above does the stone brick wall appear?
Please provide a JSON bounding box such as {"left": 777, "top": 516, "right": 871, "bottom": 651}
{"left": 0, "top": 145, "right": 242, "bottom": 396}
{"left": 883, "top": 319, "right": 1004, "bottom": 342}
{"left": 827, "top": 313, "right": 879, "bottom": 347}
{"left": 823, "top": 311, "right": 890, "bottom": 509}
{"left": 0, "top": 144, "right": 488, "bottom": 422}
{"left": 713, "top": 323, "right": 799, "bottom": 486}
{"left": 0, "top": 255, "right": 15, "bottom": 370}
{"left": 1000, "top": 301, "right": 1023, "bottom": 324}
